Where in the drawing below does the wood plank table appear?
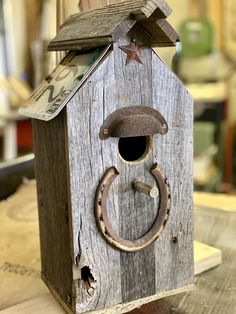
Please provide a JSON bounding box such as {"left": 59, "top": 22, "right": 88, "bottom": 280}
{"left": 128, "top": 193, "right": 236, "bottom": 314}
{"left": 0, "top": 184, "right": 234, "bottom": 313}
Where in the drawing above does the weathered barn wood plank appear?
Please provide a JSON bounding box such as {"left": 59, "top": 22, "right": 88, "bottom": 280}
{"left": 32, "top": 110, "right": 74, "bottom": 310}
{"left": 66, "top": 55, "right": 122, "bottom": 313}
{"left": 141, "top": 19, "right": 179, "bottom": 46}
{"left": 151, "top": 49, "right": 194, "bottom": 291}
{"left": 0, "top": 286, "right": 194, "bottom": 314}
{"left": 113, "top": 37, "right": 156, "bottom": 302}
{"left": 78, "top": 0, "right": 171, "bottom": 19}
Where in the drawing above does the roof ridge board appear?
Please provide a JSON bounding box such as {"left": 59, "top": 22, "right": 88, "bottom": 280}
{"left": 62, "top": 0, "right": 171, "bottom": 24}
{"left": 156, "top": 18, "right": 179, "bottom": 42}
{"left": 48, "top": 1, "right": 175, "bottom": 51}
{"left": 140, "top": 18, "right": 179, "bottom": 46}
{"left": 94, "top": 0, "right": 172, "bottom": 19}
{"left": 141, "top": 0, "right": 172, "bottom": 18}
{"left": 65, "top": 1, "right": 146, "bottom": 20}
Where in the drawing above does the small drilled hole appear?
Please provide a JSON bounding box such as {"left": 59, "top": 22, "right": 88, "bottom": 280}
{"left": 98, "top": 200, "right": 102, "bottom": 206}
{"left": 172, "top": 237, "right": 178, "bottom": 244}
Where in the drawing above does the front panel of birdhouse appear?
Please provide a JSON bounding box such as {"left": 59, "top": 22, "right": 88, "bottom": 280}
{"left": 65, "top": 39, "right": 193, "bottom": 313}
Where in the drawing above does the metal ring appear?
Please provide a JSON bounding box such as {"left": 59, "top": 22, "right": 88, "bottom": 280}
{"left": 94, "top": 163, "right": 171, "bottom": 252}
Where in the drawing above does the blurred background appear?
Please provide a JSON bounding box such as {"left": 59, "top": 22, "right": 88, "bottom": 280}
{"left": 0, "top": 0, "right": 235, "bottom": 199}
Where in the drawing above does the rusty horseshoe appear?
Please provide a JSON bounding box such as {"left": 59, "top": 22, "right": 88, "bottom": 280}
{"left": 95, "top": 163, "right": 171, "bottom": 252}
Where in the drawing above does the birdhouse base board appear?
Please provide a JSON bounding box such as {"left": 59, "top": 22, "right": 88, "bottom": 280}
{"left": 0, "top": 284, "right": 195, "bottom": 314}
{"left": 42, "top": 274, "right": 195, "bottom": 314}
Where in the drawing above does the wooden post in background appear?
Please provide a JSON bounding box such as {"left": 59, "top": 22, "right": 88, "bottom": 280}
{"left": 79, "top": 0, "right": 121, "bottom": 12}
{"left": 57, "top": 0, "right": 65, "bottom": 32}
{"left": 207, "top": 0, "right": 223, "bottom": 49}
{"left": 189, "top": 0, "right": 223, "bottom": 48}
{"left": 25, "top": 0, "right": 43, "bottom": 86}
{"left": 56, "top": 0, "right": 66, "bottom": 63}
{"left": 190, "top": 0, "right": 207, "bottom": 18}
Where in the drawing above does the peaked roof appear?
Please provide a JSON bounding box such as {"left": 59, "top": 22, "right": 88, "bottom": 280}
{"left": 48, "top": 0, "right": 179, "bottom": 51}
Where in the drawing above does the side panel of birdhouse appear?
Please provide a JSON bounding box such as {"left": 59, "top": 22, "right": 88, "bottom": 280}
{"left": 32, "top": 110, "right": 74, "bottom": 311}
{"left": 66, "top": 42, "right": 193, "bottom": 313}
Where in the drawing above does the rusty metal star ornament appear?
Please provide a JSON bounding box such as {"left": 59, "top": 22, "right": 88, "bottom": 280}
{"left": 119, "top": 39, "right": 145, "bottom": 66}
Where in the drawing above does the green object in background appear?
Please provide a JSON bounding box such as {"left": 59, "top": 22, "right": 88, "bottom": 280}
{"left": 179, "top": 18, "right": 214, "bottom": 58}
{"left": 194, "top": 122, "right": 215, "bottom": 155}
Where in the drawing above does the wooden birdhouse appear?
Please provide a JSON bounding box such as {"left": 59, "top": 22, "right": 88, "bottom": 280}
{"left": 20, "top": 1, "right": 194, "bottom": 313}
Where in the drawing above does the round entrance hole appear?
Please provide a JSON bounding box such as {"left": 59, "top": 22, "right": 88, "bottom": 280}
{"left": 118, "top": 136, "right": 151, "bottom": 162}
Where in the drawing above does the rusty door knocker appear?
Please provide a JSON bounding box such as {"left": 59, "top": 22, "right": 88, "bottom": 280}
{"left": 95, "top": 163, "right": 171, "bottom": 252}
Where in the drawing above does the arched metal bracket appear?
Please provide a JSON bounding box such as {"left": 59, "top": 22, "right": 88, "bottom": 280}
{"left": 99, "top": 106, "right": 168, "bottom": 140}
{"left": 94, "top": 163, "right": 171, "bottom": 252}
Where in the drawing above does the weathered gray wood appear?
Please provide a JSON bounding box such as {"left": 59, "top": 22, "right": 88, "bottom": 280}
{"left": 77, "top": 0, "right": 171, "bottom": 19}
{"left": 141, "top": 18, "right": 179, "bottom": 46}
{"left": 138, "top": 0, "right": 172, "bottom": 19}
{"left": 4, "top": 184, "right": 236, "bottom": 314}
{"left": 63, "top": 33, "right": 193, "bottom": 313}
{"left": 133, "top": 204, "right": 236, "bottom": 314}
{"left": 0, "top": 285, "right": 194, "bottom": 314}
{"left": 32, "top": 110, "right": 74, "bottom": 311}
{"left": 48, "top": 0, "right": 175, "bottom": 51}
{"left": 151, "top": 50, "right": 194, "bottom": 292}
{"left": 79, "top": 0, "right": 172, "bottom": 18}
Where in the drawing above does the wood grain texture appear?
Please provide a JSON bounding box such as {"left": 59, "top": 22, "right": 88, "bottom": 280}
{"left": 48, "top": 0, "right": 175, "bottom": 51}
{"left": 194, "top": 241, "right": 222, "bottom": 276}
{"left": 0, "top": 182, "right": 47, "bottom": 310}
{"left": 131, "top": 203, "right": 236, "bottom": 314}
{"left": 4, "top": 185, "right": 236, "bottom": 314}
{"left": 3, "top": 183, "right": 215, "bottom": 313}
{"left": 3, "top": 184, "right": 236, "bottom": 314}
{"left": 79, "top": 0, "right": 172, "bottom": 18}
{"left": 151, "top": 48, "right": 194, "bottom": 293}
{"left": 141, "top": 18, "right": 179, "bottom": 46}
{"left": 65, "top": 34, "right": 193, "bottom": 313}
{"left": 32, "top": 110, "right": 74, "bottom": 311}
{"left": 0, "top": 286, "right": 195, "bottom": 314}
{"left": 194, "top": 192, "right": 236, "bottom": 212}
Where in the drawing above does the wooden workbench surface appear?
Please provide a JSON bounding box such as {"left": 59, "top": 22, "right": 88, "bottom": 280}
{"left": 130, "top": 193, "right": 236, "bottom": 314}
{"left": 0, "top": 183, "right": 235, "bottom": 313}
